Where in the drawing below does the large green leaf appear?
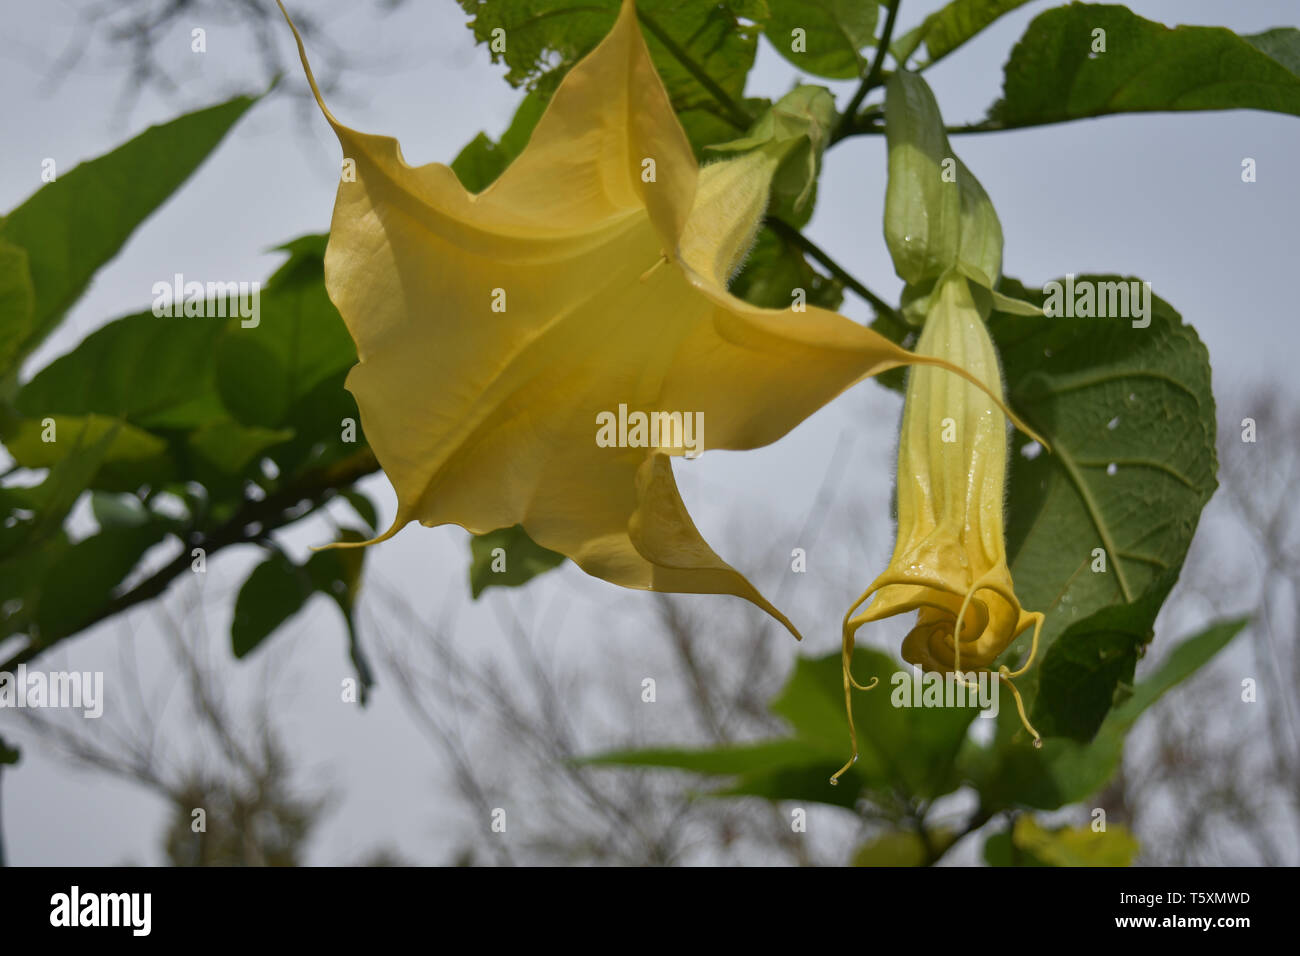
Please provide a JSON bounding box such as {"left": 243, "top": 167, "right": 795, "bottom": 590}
{"left": 762, "top": 0, "right": 877, "bottom": 79}
{"left": 15, "top": 312, "right": 227, "bottom": 430}
{"left": 992, "top": 277, "right": 1217, "bottom": 681}
{"left": 456, "top": 0, "right": 764, "bottom": 151}
{"left": 893, "top": 0, "right": 1035, "bottom": 67}
{"left": 0, "top": 418, "right": 123, "bottom": 557}
{"left": 1030, "top": 570, "right": 1175, "bottom": 741}
{"left": 32, "top": 523, "right": 169, "bottom": 643}
{"left": 990, "top": 6, "right": 1300, "bottom": 129}
{"left": 966, "top": 617, "right": 1246, "bottom": 811}
{"left": 0, "top": 93, "right": 258, "bottom": 371}
{"left": 5, "top": 414, "right": 173, "bottom": 492}
{"left": 214, "top": 236, "right": 356, "bottom": 431}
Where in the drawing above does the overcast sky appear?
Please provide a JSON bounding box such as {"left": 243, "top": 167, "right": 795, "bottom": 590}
{"left": 1, "top": 0, "right": 1296, "bottom": 865}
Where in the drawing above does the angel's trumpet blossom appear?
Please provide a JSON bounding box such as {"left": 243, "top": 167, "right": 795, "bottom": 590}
{"left": 279, "top": 0, "right": 1028, "bottom": 640}
{"left": 832, "top": 275, "right": 1044, "bottom": 783}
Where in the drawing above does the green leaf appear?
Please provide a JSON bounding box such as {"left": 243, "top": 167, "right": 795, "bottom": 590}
{"left": 895, "top": 0, "right": 1034, "bottom": 68}
{"left": 584, "top": 650, "right": 981, "bottom": 808}
{"left": 33, "top": 523, "right": 168, "bottom": 642}
{"left": 457, "top": 0, "right": 762, "bottom": 152}
{"left": 5, "top": 414, "right": 173, "bottom": 492}
{"left": 966, "top": 617, "right": 1246, "bottom": 811}
{"left": 469, "top": 524, "right": 566, "bottom": 598}
{"left": 186, "top": 420, "right": 293, "bottom": 477}
{"left": 451, "top": 91, "right": 547, "bottom": 192}
{"left": 231, "top": 551, "right": 310, "bottom": 658}
{"left": 0, "top": 420, "right": 119, "bottom": 559}
{"left": 1030, "top": 570, "right": 1175, "bottom": 741}
{"left": 729, "top": 226, "right": 844, "bottom": 311}
{"left": 214, "top": 239, "right": 356, "bottom": 430}
{"left": 15, "top": 310, "right": 227, "bottom": 430}
{"left": 585, "top": 739, "right": 815, "bottom": 775}
{"left": 991, "top": 6, "right": 1300, "bottom": 129}
{"left": 229, "top": 533, "right": 372, "bottom": 695}
{"left": 0, "top": 734, "right": 18, "bottom": 766}
{"left": 1010, "top": 816, "right": 1139, "bottom": 866}
{"left": 306, "top": 529, "right": 374, "bottom": 702}
{"left": 992, "top": 278, "right": 1218, "bottom": 677}
{"left": 0, "top": 238, "right": 36, "bottom": 382}
{"left": 762, "top": 0, "right": 878, "bottom": 79}
{"left": 0, "top": 93, "right": 257, "bottom": 365}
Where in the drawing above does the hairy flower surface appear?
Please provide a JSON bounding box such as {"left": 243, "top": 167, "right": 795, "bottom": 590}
{"left": 834, "top": 275, "right": 1043, "bottom": 781}
{"left": 282, "top": 0, "right": 1019, "bottom": 638}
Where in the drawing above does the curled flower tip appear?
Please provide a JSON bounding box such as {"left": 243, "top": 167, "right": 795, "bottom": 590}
{"left": 829, "top": 752, "right": 857, "bottom": 787}
{"left": 998, "top": 666, "right": 1042, "bottom": 747}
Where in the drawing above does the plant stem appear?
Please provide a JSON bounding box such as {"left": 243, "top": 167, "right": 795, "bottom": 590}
{"left": 832, "top": 0, "right": 903, "bottom": 143}
{"left": 0, "top": 448, "right": 380, "bottom": 673}
{"left": 765, "top": 217, "right": 900, "bottom": 323}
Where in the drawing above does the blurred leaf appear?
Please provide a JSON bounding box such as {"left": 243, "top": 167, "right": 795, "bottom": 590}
{"left": 341, "top": 490, "right": 379, "bottom": 536}
{"left": 0, "top": 239, "right": 35, "bottom": 383}
{"left": 585, "top": 739, "right": 815, "bottom": 775}
{"left": 965, "top": 617, "right": 1247, "bottom": 811}
{"left": 1011, "top": 816, "right": 1138, "bottom": 866}
{"left": 0, "top": 93, "right": 257, "bottom": 367}
{"left": 584, "top": 649, "right": 982, "bottom": 808}
{"left": 231, "top": 551, "right": 309, "bottom": 658}
{"left": 306, "top": 528, "right": 373, "bottom": 702}
{"left": 90, "top": 491, "right": 151, "bottom": 529}
{"left": 231, "top": 532, "right": 373, "bottom": 695}
{"left": 991, "top": 6, "right": 1300, "bottom": 129}
{"left": 5, "top": 413, "right": 172, "bottom": 492}
{"left": 187, "top": 420, "right": 293, "bottom": 477}
{"left": 992, "top": 279, "right": 1217, "bottom": 691}
{"left": 33, "top": 523, "right": 168, "bottom": 642}
{"left": 469, "top": 524, "right": 566, "bottom": 598}
{"left": 0, "top": 734, "right": 18, "bottom": 765}
{"left": 729, "top": 226, "right": 844, "bottom": 310}
{"left": 762, "top": 0, "right": 877, "bottom": 79}
{"left": 982, "top": 828, "right": 1047, "bottom": 866}
{"left": 854, "top": 828, "right": 955, "bottom": 866}
{"left": 0, "top": 419, "right": 120, "bottom": 559}
{"left": 894, "top": 0, "right": 1034, "bottom": 67}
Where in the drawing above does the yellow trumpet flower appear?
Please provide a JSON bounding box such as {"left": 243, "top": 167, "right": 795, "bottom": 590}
{"left": 280, "top": 0, "right": 1029, "bottom": 639}
{"left": 833, "top": 275, "right": 1044, "bottom": 783}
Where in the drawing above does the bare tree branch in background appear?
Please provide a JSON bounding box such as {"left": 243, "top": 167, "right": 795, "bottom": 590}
{"left": 4, "top": 584, "right": 332, "bottom": 866}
